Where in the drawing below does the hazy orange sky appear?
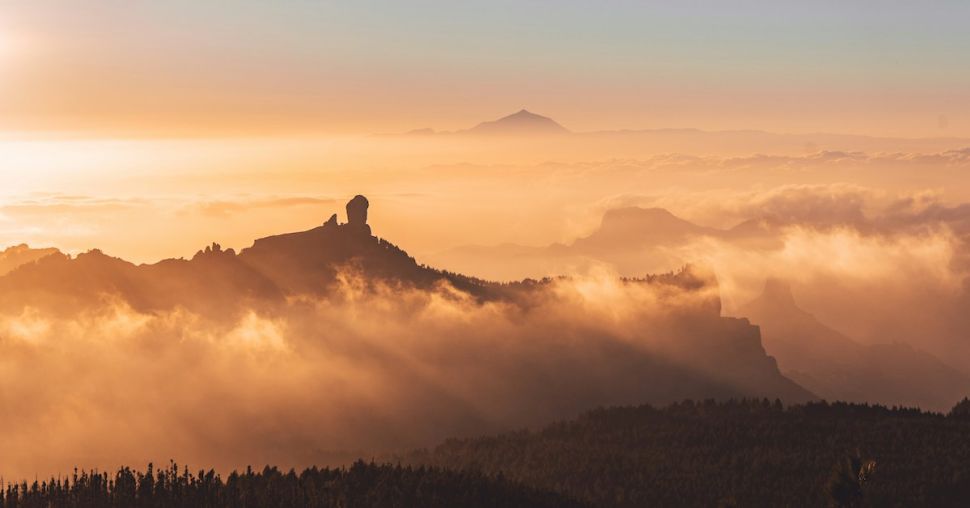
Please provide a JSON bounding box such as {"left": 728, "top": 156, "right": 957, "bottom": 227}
{"left": 1, "top": 1, "right": 970, "bottom": 268}
{"left": 2, "top": 1, "right": 969, "bottom": 137}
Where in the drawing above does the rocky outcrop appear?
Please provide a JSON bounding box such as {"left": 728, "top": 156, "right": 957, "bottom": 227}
{"left": 193, "top": 242, "right": 236, "bottom": 259}
{"left": 345, "top": 195, "right": 371, "bottom": 235}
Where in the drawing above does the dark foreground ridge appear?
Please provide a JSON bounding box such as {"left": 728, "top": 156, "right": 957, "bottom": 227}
{"left": 0, "top": 461, "right": 584, "bottom": 508}
{"left": 406, "top": 398, "right": 970, "bottom": 507}
{"left": 3, "top": 399, "right": 968, "bottom": 507}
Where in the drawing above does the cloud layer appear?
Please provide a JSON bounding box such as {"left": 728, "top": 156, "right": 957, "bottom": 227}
{"left": 0, "top": 271, "right": 805, "bottom": 480}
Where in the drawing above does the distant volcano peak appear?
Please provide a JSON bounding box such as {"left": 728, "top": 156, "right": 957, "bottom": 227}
{"left": 466, "top": 109, "right": 570, "bottom": 135}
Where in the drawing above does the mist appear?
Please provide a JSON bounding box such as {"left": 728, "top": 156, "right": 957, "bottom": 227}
{"left": 3, "top": 124, "right": 970, "bottom": 482}
{"left": 0, "top": 269, "right": 801, "bottom": 480}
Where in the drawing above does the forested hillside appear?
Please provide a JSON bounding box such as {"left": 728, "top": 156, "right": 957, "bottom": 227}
{"left": 4, "top": 401, "right": 969, "bottom": 507}
{"left": 0, "top": 461, "right": 583, "bottom": 508}
{"left": 407, "top": 399, "right": 970, "bottom": 507}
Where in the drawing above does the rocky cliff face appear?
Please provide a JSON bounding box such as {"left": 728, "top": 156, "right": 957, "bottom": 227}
{"left": 741, "top": 278, "right": 970, "bottom": 411}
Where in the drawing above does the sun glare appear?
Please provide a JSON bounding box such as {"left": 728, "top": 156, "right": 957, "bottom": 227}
{"left": 0, "top": 29, "right": 18, "bottom": 66}
{"left": 0, "top": 27, "right": 9, "bottom": 51}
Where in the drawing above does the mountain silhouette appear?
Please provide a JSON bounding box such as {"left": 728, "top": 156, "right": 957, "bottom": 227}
{"left": 0, "top": 198, "right": 489, "bottom": 315}
{"left": 0, "top": 244, "right": 61, "bottom": 276}
{"left": 0, "top": 195, "right": 813, "bottom": 404}
{"left": 740, "top": 278, "right": 970, "bottom": 411}
{"left": 0, "top": 199, "right": 731, "bottom": 314}
{"left": 431, "top": 206, "right": 750, "bottom": 280}
{"left": 465, "top": 110, "right": 570, "bottom": 135}
{"left": 571, "top": 207, "right": 721, "bottom": 253}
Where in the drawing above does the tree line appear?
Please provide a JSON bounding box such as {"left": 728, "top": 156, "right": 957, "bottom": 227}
{"left": 0, "top": 461, "right": 582, "bottom": 508}
{"left": 5, "top": 398, "right": 969, "bottom": 507}
{"left": 408, "top": 398, "right": 970, "bottom": 507}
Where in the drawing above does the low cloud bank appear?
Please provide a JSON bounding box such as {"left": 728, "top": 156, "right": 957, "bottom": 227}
{"left": 0, "top": 271, "right": 799, "bottom": 480}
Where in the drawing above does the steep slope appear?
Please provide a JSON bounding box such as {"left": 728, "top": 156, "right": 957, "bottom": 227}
{"left": 740, "top": 279, "right": 970, "bottom": 411}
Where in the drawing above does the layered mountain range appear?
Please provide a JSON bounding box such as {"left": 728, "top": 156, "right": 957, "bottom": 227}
{"left": 0, "top": 195, "right": 813, "bottom": 406}
{"left": 4, "top": 196, "right": 965, "bottom": 410}
{"left": 428, "top": 205, "right": 785, "bottom": 280}
{"left": 396, "top": 109, "right": 970, "bottom": 155}
{"left": 428, "top": 204, "right": 970, "bottom": 411}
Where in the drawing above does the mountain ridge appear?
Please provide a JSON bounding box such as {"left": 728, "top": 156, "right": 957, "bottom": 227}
{"left": 428, "top": 205, "right": 775, "bottom": 280}
{"left": 0, "top": 195, "right": 815, "bottom": 406}
{"left": 389, "top": 112, "right": 970, "bottom": 152}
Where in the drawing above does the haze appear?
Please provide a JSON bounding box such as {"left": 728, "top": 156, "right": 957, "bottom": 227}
{"left": 1, "top": 0, "right": 970, "bottom": 484}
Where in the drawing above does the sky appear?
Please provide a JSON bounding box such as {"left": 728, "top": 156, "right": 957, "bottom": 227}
{"left": 1, "top": 0, "right": 970, "bottom": 265}
{"left": 2, "top": 0, "right": 969, "bottom": 137}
